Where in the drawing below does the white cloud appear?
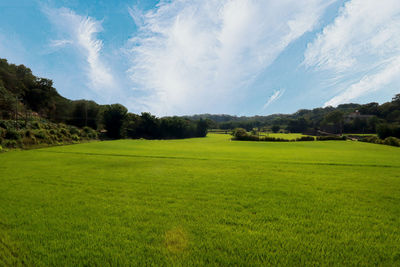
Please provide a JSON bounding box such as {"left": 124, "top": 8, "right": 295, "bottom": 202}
{"left": 263, "top": 89, "right": 285, "bottom": 109}
{"left": 45, "top": 7, "right": 114, "bottom": 96}
{"left": 49, "top": 39, "right": 73, "bottom": 48}
{"left": 304, "top": 0, "right": 400, "bottom": 106}
{"left": 126, "top": 0, "right": 334, "bottom": 115}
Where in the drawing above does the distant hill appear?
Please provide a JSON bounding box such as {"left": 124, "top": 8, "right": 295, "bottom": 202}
{"left": 184, "top": 98, "right": 400, "bottom": 135}
{"left": 1, "top": 57, "right": 399, "bottom": 137}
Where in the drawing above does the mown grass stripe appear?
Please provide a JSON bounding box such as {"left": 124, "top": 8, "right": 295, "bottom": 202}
{"left": 35, "top": 149, "right": 400, "bottom": 169}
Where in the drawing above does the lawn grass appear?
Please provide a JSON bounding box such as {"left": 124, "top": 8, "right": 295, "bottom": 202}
{"left": 259, "top": 133, "right": 309, "bottom": 140}
{"left": 1, "top": 134, "right": 400, "bottom": 266}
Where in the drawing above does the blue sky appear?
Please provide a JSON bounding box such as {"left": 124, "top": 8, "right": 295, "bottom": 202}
{"left": 1, "top": 0, "right": 399, "bottom": 116}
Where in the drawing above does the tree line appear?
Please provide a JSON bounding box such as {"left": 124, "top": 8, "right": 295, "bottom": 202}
{"left": 1, "top": 57, "right": 398, "bottom": 141}
{"left": 185, "top": 96, "right": 400, "bottom": 139}
{"left": 0, "top": 58, "right": 208, "bottom": 140}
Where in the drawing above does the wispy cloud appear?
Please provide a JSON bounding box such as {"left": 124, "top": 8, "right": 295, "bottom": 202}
{"left": 49, "top": 39, "right": 73, "bottom": 48}
{"left": 126, "top": 0, "right": 335, "bottom": 115}
{"left": 44, "top": 7, "right": 115, "bottom": 97}
{"left": 263, "top": 89, "right": 285, "bottom": 110}
{"left": 304, "top": 0, "right": 400, "bottom": 106}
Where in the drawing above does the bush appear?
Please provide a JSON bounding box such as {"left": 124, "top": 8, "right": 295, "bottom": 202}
{"left": 34, "top": 130, "right": 47, "bottom": 139}
{"left": 0, "top": 145, "right": 2, "bottom": 152}
{"left": 3, "top": 140, "right": 18, "bottom": 148}
{"left": 31, "top": 121, "right": 41, "bottom": 129}
{"left": 5, "top": 129, "right": 21, "bottom": 140}
{"left": 383, "top": 137, "right": 400, "bottom": 147}
{"left": 316, "top": 135, "right": 346, "bottom": 141}
{"left": 262, "top": 136, "right": 289, "bottom": 142}
{"left": 360, "top": 136, "right": 382, "bottom": 144}
{"left": 0, "top": 121, "right": 7, "bottom": 129}
{"left": 60, "top": 128, "right": 68, "bottom": 135}
{"left": 377, "top": 124, "right": 400, "bottom": 139}
{"left": 232, "top": 128, "right": 248, "bottom": 140}
{"left": 22, "top": 137, "right": 37, "bottom": 146}
{"left": 296, "top": 136, "right": 315, "bottom": 141}
{"left": 71, "top": 134, "right": 80, "bottom": 141}
{"left": 24, "top": 130, "right": 33, "bottom": 138}
{"left": 69, "top": 126, "right": 80, "bottom": 135}
{"left": 271, "top": 125, "right": 280, "bottom": 133}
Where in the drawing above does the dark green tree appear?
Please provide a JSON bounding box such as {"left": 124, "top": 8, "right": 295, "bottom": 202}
{"left": 271, "top": 125, "right": 280, "bottom": 133}
{"left": 102, "top": 104, "right": 128, "bottom": 139}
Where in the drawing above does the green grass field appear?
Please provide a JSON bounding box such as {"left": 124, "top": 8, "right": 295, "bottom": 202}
{"left": 1, "top": 134, "right": 400, "bottom": 266}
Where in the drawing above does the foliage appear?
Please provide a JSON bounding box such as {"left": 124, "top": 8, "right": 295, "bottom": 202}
{"left": 361, "top": 135, "right": 400, "bottom": 147}
{"left": 377, "top": 124, "right": 400, "bottom": 139}
{"left": 0, "top": 119, "right": 98, "bottom": 150}
{"left": 232, "top": 128, "right": 248, "bottom": 140}
{"left": 185, "top": 95, "right": 400, "bottom": 136}
{"left": 122, "top": 113, "right": 209, "bottom": 140}
{"left": 5, "top": 129, "right": 20, "bottom": 140}
{"left": 295, "top": 136, "right": 315, "bottom": 141}
{"left": 316, "top": 135, "right": 347, "bottom": 141}
{"left": 271, "top": 125, "right": 280, "bottom": 133}
{"left": 102, "top": 104, "right": 128, "bottom": 139}
{"left": 383, "top": 137, "right": 400, "bottom": 147}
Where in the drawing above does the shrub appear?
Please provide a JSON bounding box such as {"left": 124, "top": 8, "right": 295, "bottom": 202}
{"left": 3, "top": 140, "right": 18, "bottom": 148}
{"left": 383, "top": 137, "right": 400, "bottom": 147}
{"left": 0, "top": 145, "right": 2, "bottom": 152}
{"left": 232, "top": 128, "right": 248, "bottom": 140}
{"left": 5, "top": 129, "right": 21, "bottom": 140}
{"left": 31, "top": 121, "right": 41, "bottom": 129}
{"left": 360, "top": 136, "right": 382, "bottom": 144}
{"left": 34, "top": 130, "right": 47, "bottom": 139}
{"left": 60, "top": 128, "right": 68, "bottom": 135}
{"left": 22, "top": 137, "right": 37, "bottom": 146}
{"left": 316, "top": 136, "right": 346, "bottom": 141}
{"left": 263, "top": 136, "right": 289, "bottom": 142}
{"left": 69, "top": 126, "right": 80, "bottom": 135}
{"left": 296, "top": 136, "right": 315, "bottom": 141}
{"left": 24, "top": 130, "right": 33, "bottom": 138}
{"left": 271, "top": 125, "right": 280, "bottom": 133}
{"left": 49, "top": 129, "right": 56, "bottom": 135}
{"left": 71, "top": 134, "right": 80, "bottom": 141}
{"left": 0, "top": 121, "right": 7, "bottom": 129}
{"left": 377, "top": 124, "right": 400, "bottom": 139}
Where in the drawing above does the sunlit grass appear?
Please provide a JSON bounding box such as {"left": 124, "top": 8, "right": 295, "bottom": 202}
{"left": 259, "top": 132, "right": 309, "bottom": 140}
{"left": 1, "top": 134, "right": 399, "bottom": 265}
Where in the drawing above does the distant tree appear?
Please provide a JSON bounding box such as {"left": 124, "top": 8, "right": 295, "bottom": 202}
{"left": 271, "top": 125, "right": 280, "bottom": 133}
{"left": 377, "top": 124, "right": 400, "bottom": 139}
{"left": 139, "top": 112, "right": 160, "bottom": 138}
{"left": 287, "top": 118, "right": 308, "bottom": 133}
{"left": 122, "top": 113, "right": 141, "bottom": 138}
{"left": 392, "top": 93, "right": 400, "bottom": 103}
{"left": 0, "top": 83, "right": 14, "bottom": 119}
{"left": 69, "top": 100, "right": 100, "bottom": 129}
{"left": 324, "top": 110, "right": 344, "bottom": 134}
{"left": 367, "top": 116, "right": 379, "bottom": 132}
{"left": 359, "top": 102, "right": 379, "bottom": 115}
{"left": 102, "top": 104, "right": 128, "bottom": 139}
{"left": 196, "top": 119, "right": 209, "bottom": 137}
{"left": 232, "top": 128, "right": 248, "bottom": 140}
